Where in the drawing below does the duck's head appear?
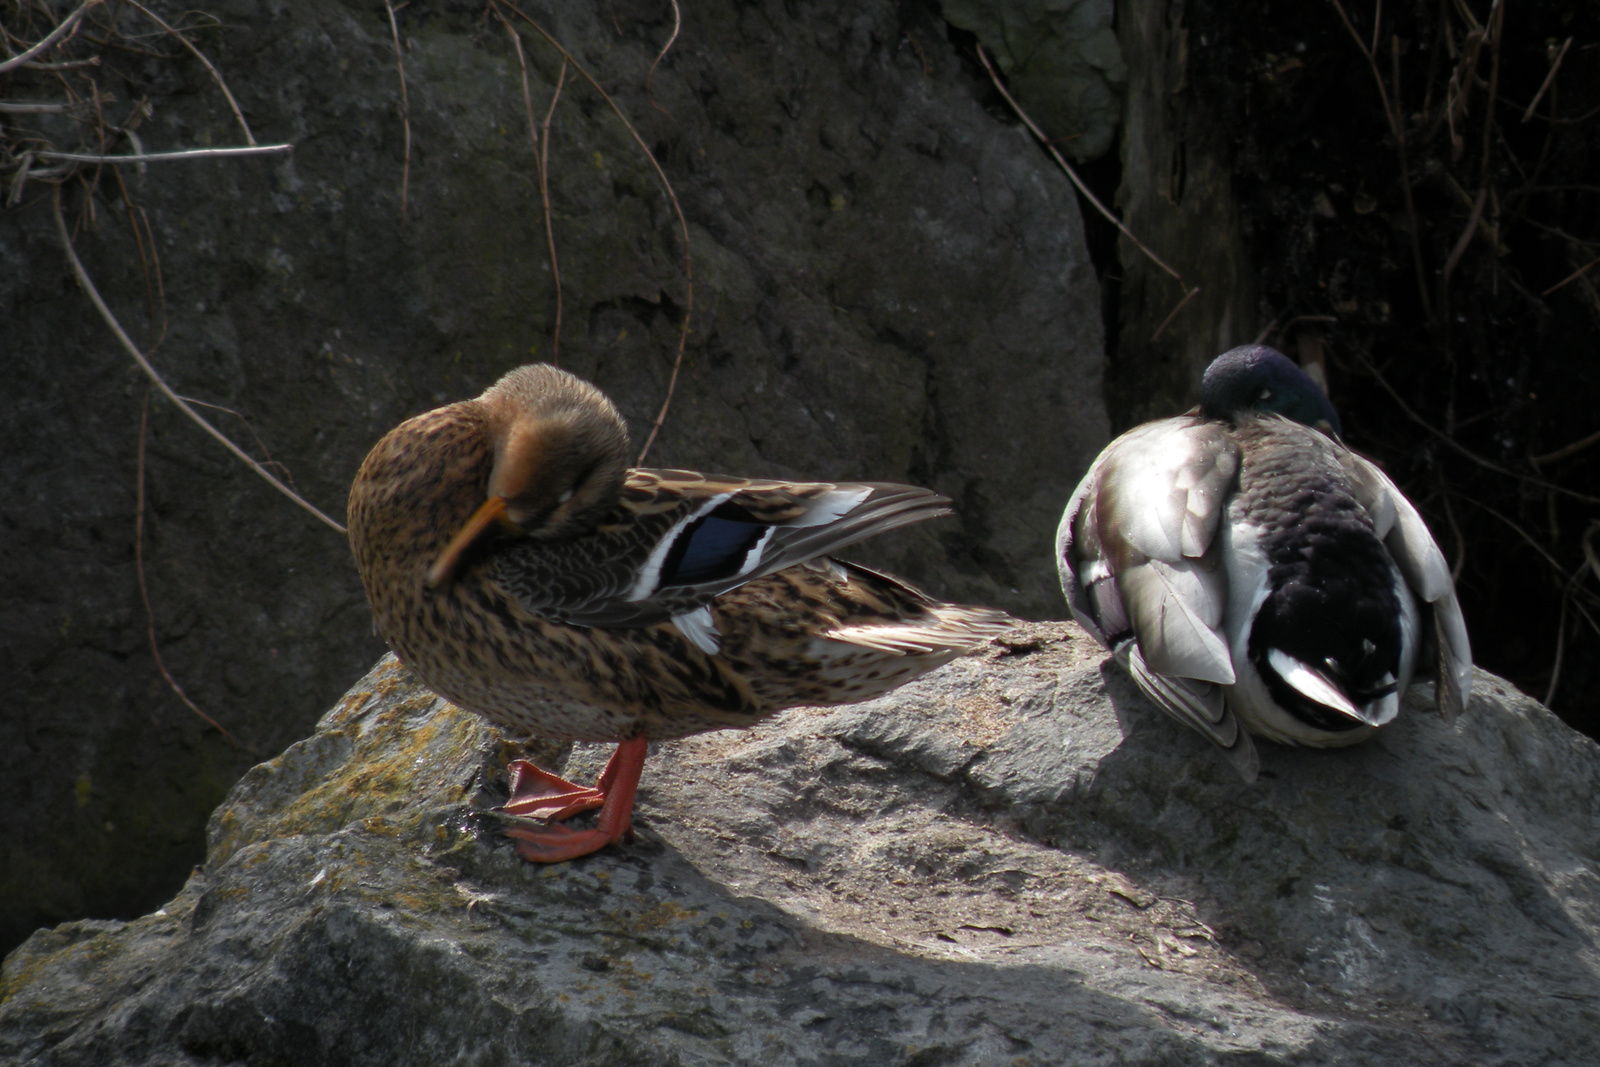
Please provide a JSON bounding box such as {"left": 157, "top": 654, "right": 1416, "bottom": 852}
{"left": 1199, "top": 344, "right": 1342, "bottom": 437}
{"left": 427, "top": 364, "right": 630, "bottom": 588}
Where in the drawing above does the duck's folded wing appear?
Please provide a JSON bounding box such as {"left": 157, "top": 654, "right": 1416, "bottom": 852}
{"left": 1061, "top": 418, "right": 1238, "bottom": 685}
{"left": 1122, "top": 644, "right": 1259, "bottom": 782}
{"left": 494, "top": 471, "right": 950, "bottom": 633}
{"left": 1347, "top": 455, "right": 1473, "bottom": 716}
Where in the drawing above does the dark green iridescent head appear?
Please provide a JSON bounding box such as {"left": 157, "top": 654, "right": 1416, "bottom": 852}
{"left": 1199, "top": 345, "right": 1343, "bottom": 436}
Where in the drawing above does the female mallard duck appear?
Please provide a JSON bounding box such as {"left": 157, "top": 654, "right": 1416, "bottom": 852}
{"left": 1056, "top": 345, "right": 1472, "bottom": 781}
{"left": 348, "top": 363, "right": 1013, "bottom": 861}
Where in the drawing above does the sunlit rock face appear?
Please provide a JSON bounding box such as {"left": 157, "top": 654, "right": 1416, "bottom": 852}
{"left": 6, "top": 625, "right": 1597, "bottom": 1066}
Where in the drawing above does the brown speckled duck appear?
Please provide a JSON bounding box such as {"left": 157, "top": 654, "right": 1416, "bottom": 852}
{"left": 348, "top": 363, "right": 1014, "bottom": 861}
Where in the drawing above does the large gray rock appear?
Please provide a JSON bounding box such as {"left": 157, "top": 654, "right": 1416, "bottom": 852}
{"left": 6, "top": 623, "right": 1596, "bottom": 1065}
{"left": 0, "top": 0, "right": 1108, "bottom": 952}
{"left": 942, "top": 0, "right": 1126, "bottom": 160}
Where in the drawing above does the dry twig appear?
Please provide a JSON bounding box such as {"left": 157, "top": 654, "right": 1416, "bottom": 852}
{"left": 1521, "top": 36, "right": 1573, "bottom": 123}
{"left": 495, "top": 0, "right": 695, "bottom": 464}
{"left": 1329, "top": 0, "right": 1438, "bottom": 325}
{"left": 1355, "top": 349, "right": 1600, "bottom": 505}
{"left": 35, "top": 144, "right": 290, "bottom": 164}
{"left": 498, "top": 12, "right": 567, "bottom": 364}
{"left": 973, "top": 44, "right": 1200, "bottom": 342}
{"left": 136, "top": 392, "right": 256, "bottom": 751}
{"left": 52, "top": 186, "right": 347, "bottom": 534}
{"left": 0, "top": 0, "right": 100, "bottom": 75}
{"left": 123, "top": 0, "right": 256, "bottom": 145}
{"left": 973, "top": 44, "right": 1182, "bottom": 285}
{"left": 1542, "top": 255, "right": 1600, "bottom": 297}
{"left": 644, "top": 0, "right": 680, "bottom": 114}
{"left": 1531, "top": 426, "right": 1600, "bottom": 466}
{"left": 383, "top": 0, "right": 412, "bottom": 221}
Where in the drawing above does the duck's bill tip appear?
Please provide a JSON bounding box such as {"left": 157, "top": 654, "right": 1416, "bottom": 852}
{"left": 426, "top": 495, "right": 511, "bottom": 588}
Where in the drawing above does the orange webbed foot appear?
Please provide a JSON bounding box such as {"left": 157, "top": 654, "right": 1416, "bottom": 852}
{"left": 499, "top": 737, "right": 647, "bottom": 863}
{"left": 503, "top": 823, "right": 627, "bottom": 863}
{"left": 503, "top": 760, "right": 606, "bottom": 820}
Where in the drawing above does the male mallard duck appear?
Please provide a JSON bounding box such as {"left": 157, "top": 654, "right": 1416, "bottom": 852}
{"left": 1056, "top": 344, "right": 1472, "bottom": 781}
{"left": 348, "top": 363, "right": 1013, "bottom": 861}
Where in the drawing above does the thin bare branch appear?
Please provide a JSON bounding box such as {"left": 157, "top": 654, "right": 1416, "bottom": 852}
{"left": 136, "top": 393, "right": 255, "bottom": 752}
{"left": 36, "top": 144, "right": 291, "bottom": 164}
{"left": 1437, "top": 183, "right": 1487, "bottom": 308}
{"left": 499, "top": 13, "right": 568, "bottom": 365}
{"left": 8, "top": 151, "right": 35, "bottom": 206}
{"left": 1547, "top": 101, "right": 1600, "bottom": 126}
{"left": 496, "top": 0, "right": 694, "bottom": 464}
{"left": 12, "top": 56, "right": 102, "bottom": 71}
{"left": 384, "top": 0, "right": 412, "bottom": 221}
{"left": 975, "top": 43, "right": 1186, "bottom": 285}
{"left": 1150, "top": 285, "right": 1202, "bottom": 342}
{"left": 539, "top": 58, "right": 567, "bottom": 364}
{"left": 175, "top": 394, "right": 299, "bottom": 483}
{"left": 123, "top": 0, "right": 256, "bottom": 145}
{"left": 0, "top": 100, "right": 91, "bottom": 113}
{"left": 1437, "top": 27, "right": 1486, "bottom": 152}
{"left": 1477, "top": 0, "right": 1503, "bottom": 185}
{"left": 1467, "top": 497, "right": 1567, "bottom": 576}
{"left": 1521, "top": 36, "right": 1572, "bottom": 123}
{"left": 645, "top": 0, "right": 681, "bottom": 114}
{"left": 1584, "top": 522, "right": 1600, "bottom": 588}
{"left": 1531, "top": 426, "right": 1600, "bottom": 466}
{"left": 1542, "top": 255, "right": 1600, "bottom": 296}
{"left": 1356, "top": 349, "right": 1600, "bottom": 505}
{"left": 113, "top": 166, "right": 167, "bottom": 339}
{"left": 52, "top": 187, "right": 347, "bottom": 534}
{"left": 1545, "top": 592, "right": 1567, "bottom": 707}
{"left": 0, "top": 0, "right": 99, "bottom": 75}
{"left": 1328, "top": 0, "right": 1434, "bottom": 324}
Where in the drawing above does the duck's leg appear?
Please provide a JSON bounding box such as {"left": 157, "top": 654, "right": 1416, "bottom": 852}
{"left": 502, "top": 737, "right": 647, "bottom": 862}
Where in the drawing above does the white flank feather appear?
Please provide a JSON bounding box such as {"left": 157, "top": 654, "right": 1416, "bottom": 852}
{"left": 671, "top": 605, "right": 722, "bottom": 654}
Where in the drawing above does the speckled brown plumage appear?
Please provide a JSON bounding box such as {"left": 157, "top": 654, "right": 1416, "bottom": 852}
{"left": 347, "top": 363, "right": 1014, "bottom": 860}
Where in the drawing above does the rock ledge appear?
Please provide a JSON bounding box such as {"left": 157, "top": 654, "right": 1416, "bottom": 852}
{"left": 4, "top": 623, "right": 1598, "bottom": 1066}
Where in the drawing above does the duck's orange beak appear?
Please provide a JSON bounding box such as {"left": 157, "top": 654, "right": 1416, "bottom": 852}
{"left": 426, "top": 495, "right": 512, "bottom": 589}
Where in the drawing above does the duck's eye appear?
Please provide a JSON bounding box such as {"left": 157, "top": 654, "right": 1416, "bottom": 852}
{"left": 558, "top": 488, "right": 575, "bottom": 503}
{"left": 1259, "top": 387, "right": 1273, "bottom": 402}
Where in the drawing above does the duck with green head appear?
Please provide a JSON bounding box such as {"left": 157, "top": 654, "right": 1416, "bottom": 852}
{"left": 1057, "top": 344, "right": 1472, "bottom": 780}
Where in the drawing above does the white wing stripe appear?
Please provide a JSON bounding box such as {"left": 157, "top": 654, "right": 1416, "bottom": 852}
{"left": 737, "top": 526, "right": 778, "bottom": 579}
{"left": 627, "top": 492, "right": 734, "bottom": 602}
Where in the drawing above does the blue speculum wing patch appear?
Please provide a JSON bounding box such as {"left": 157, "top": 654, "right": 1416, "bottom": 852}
{"left": 659, "top": 509, "right": 769, "bottom": 586}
